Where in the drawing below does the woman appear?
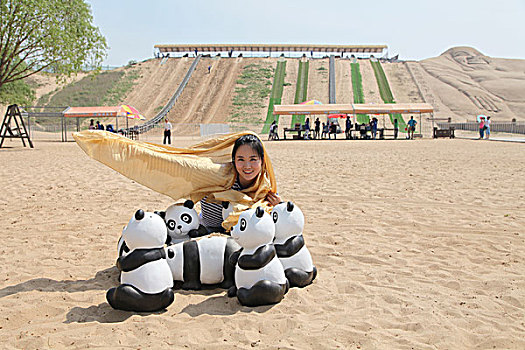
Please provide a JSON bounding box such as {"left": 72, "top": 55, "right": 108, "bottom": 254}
{"left": 479, "top": 118, "right": 485, "bottom": 139}
{"left": 200, "top": 134, "right": 281, "bottom": 233}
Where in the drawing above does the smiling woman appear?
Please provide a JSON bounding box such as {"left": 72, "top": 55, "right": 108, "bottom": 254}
{"left": 200, "top": 134, "right": 281, "bottom": 233}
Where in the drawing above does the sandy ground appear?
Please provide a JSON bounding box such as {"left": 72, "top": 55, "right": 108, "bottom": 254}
{"left": 1, "top": 135, "right": 524, "bottom": 349}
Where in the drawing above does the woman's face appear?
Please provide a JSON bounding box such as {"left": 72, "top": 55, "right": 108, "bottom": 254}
{"left": 234, "top": 144, "right": 262, "bottom": 187}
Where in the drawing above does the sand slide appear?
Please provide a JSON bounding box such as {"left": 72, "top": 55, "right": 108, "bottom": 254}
{"left": 165, "top": 57, "right": 243, "bottom": 130}
{"left": 335, "top": 58, "right": 353, "bottom": 104}
{"left": 307, "top": 58, "right": 329, "bottom": 104}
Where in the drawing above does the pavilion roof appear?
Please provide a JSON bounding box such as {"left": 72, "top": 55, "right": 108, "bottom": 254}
{"left": 155, "top": 44, "right": 387, "bottom": 54}
{"left": 273, "top": 103, "right": 434, "bottom": 115}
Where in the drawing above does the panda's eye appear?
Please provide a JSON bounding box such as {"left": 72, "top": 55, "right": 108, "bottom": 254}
{"left": 272, "top": 212, "right": 278, "bottom": 223}
{"left": 181, "top": 213, "right": 192, "bottom": 224}
{"left": 167, "top": 220, "right": 176, "bottom": 230}
{"left": 240, "top": 218, "right": 247, "bottom": 231}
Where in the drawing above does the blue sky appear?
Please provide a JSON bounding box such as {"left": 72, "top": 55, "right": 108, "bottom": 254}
{"left": 86, "top": 0, "right": 525, "bottom": 67}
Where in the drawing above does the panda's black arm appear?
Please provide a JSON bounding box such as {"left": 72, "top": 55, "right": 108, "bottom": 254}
{"left": 238, "top": 245, "right": 276, "bottom": 270}
{"left": 229, "top": 248, "right": 242, "bottom": 266}
{"left": 116, "top": 248, "right": 166, "bottom": 272}
{"left": 188, "top": 224, "right": 208, "bottom": 238}
{"left": 274, "top": 235, "right": 305, "bottom": 258}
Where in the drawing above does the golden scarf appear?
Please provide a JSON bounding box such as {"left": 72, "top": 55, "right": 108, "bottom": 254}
{"left": 73, "top": 130, "right": 277, "bottom": 230}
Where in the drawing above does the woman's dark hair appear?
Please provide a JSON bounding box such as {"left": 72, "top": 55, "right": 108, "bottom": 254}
{"left": 232, "top": 134, "right": 264, "bottom": 162}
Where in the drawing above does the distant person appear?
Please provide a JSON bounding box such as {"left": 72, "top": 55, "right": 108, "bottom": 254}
{"left": 163, "top": 118, "right": 172, "bottom": 144}
{"left": 329, "top": 122, "right": 337, "bottom": 140}
{"left": 89, "top": 119, "right": 95, "bottom": 130}
{"left": 106, "top": 124, "right": 115, "bottom": 132}
{"left": 269, "top": 120, "right": 279, "bottom": 140}
{"left": 407, "top": 116, "right": 417, "bottom": 139}
{"left": 314, "top": 118, "right": 320, "bottom": 139}
{"left": 485, "top": 116, "right": 491, "bottom": 139}
{"left": 304, "top": 118, "right": 311, "bottom": 139}
{"left": 208, "top": 65, "right": 212, "bottom": 74}
{"left": 394, "top": 118, "right": 399, "bottom": 139}
{"left": 321, "top": 122, "right": 328, "bottom": 139}
{"left": 478, "top": 117, "right": 485, "bottom": 139}
{"left": 371, "top": 117, "right": 378, "bottom": 140}
{"left": 359, "top": 123, "right": 367, "bottom": 139}
{"left": 99, "top": 123, "right": 105, "bottom": 130}
{"left": 345, "top": 116, "right": 353, "bottom": 139}
{"left": 95, "top": 121, "right": 100, "bottom": 130}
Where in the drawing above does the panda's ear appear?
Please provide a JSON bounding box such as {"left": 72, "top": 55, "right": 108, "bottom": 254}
{"left": 286, "top": 201, "right": 294, "bottom": 212}
{"left": 155, "top": 211, "right": 166, "bottom": 220}
{"left": 183, "top": 200, "right": 194, "bottom": 209}
{"left": 135, "top": 209, "right": 145, "bottom": 220}
{"left": 255, "top": 206, "right": 264, "bottom": 218}
{"left": 222, "top": 201, "right": 229, "bottom": 209}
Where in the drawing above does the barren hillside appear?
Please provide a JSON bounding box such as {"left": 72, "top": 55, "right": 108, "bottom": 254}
{"left": 10, "top": 47, "right": 523, "bottom": 129}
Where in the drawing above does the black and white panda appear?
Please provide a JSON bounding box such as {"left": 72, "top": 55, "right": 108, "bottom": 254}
{"left": 159, "top": 200, "right": 208, "bottom": 244}
{"left": 222, "top": 201, "right": 234, "bottom": 222}
{"left": 271, "top": 201, "right": 317, "bottom": 288}
{"left": 228, "top": 207, "right": 288, "bottom": 307}
{"left": 106, "top": 209, "right": 175, "bottom": 312}
{"left": 164, "top": 234, "right": 240, "bottom": 290}
{"left": 117, "top": 201, "right": 208, "bottom": 257}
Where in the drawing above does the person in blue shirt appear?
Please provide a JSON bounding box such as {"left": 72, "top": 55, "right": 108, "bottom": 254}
{"left": 345, "top": 116, "right": 353, "bottom": 139}
{"left": 407, "top": 116, "right": 417, "bottom": 139}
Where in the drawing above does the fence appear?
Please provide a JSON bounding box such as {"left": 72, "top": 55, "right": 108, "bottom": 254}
{"left": 437, "top": 122, "right": 525, "bottom": 135}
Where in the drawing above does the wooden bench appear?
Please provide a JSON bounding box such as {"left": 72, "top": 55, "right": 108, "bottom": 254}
{"left": 433, "top": 127, "right": 455, "bottom": 139}
{"left": 283, "top": 123, "right": 307, "bottom": 140}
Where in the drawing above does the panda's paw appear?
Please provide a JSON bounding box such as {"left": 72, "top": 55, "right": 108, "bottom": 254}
{"left": 229, "top": 249, "right": 241, "bottom": 266}
{"left": 189, "top": 225, "right": 208, "bottom": 238}
{"left": 172, "top": 280, "right": 184, "bottom": 290}
{"left": 227, "top": 286, "right": 237, "bottom": 298}
{"left": 181, "top": 281, "right": 202, "bottom": 290}
{"left": 219, "top": 279, "right": 234, "bottom": 289}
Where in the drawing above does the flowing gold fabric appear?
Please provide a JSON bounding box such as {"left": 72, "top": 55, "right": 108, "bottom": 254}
{"left": 73, "top": 130, "right": 277, "bottom": 230}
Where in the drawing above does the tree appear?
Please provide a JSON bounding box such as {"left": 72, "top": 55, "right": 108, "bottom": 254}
{"left": 0, "top": 0, "right": 107, "bottom": 94}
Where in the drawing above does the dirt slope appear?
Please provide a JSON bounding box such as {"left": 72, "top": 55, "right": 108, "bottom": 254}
{"left": 14, "top": 47, "right": 524, "bottom": 129}
{"left": 124, "top": 58, "right": 192, "bottom": 119}
{"left": 335, "top": 58, "right": 354, "bottom": 104}
{"left": 307, "top": 59, "right": 329, "bottom": 103}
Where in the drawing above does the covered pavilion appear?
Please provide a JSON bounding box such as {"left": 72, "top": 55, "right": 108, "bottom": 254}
{"left": 21, "top": 106, "right": 143, "bottom": 141}
{"left": 273, "top": 103, "right": 434, "bottom": 136}
{"left": 273, "top": 103, "right": 434, "bottom": 116}
{"left": 155, "top": 44, "right": 387, "bottom": 57}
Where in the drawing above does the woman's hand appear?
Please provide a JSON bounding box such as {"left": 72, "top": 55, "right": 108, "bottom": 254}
{"left": 266, "top": 192, "right": 282, "bottom": 206}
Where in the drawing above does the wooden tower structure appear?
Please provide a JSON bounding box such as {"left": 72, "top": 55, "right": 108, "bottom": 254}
{"left": 0, "top": 104, "right": 33, "bottom": 148}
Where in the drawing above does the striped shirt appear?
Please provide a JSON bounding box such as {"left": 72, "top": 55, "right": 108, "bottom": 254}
{"left": 200, "top": 178, "right": 242, "bottom": 228}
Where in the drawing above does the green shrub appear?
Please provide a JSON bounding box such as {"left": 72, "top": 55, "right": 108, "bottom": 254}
{"left": 0, "top": 79, "right": 35, "bottom": 105}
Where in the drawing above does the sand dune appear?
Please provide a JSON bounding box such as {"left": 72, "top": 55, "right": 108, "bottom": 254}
{"left": 1, "top": 136, "right": 523, "bottom": 349}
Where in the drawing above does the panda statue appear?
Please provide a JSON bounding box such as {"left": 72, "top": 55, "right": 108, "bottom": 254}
{"left": 222, "top": 201, "right": 234, "bottom": 222}
{"left": 158, "top": 200, "right": 208, "bottom": 244}
{"left": 271, "top": 201, "right": 317, "bottom": 288}
{"left": 106, "top": 209, "right": 175, "bottom": 312}
{"left": 164, "top": 234, "right": 240, "bottom": 290}
{"left": 228, "top": 207, "right": 288, "bottom": 307}
{"left": 117, "top": 200, "right": 207, "bottom": 257}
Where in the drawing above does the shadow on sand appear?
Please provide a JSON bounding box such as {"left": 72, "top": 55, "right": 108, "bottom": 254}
{"left": 0, "top": 266, "right": 119, "bottom": 298}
